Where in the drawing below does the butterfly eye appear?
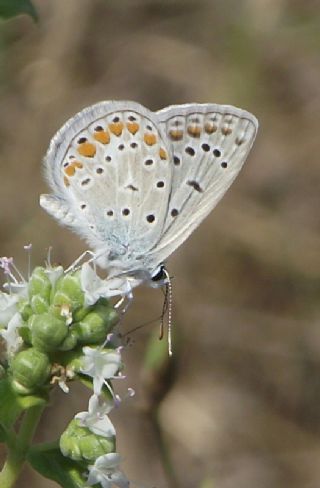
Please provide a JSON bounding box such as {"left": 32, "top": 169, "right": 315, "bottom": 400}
{"left": 151, "top": 264, "right": 166, "bottom": 282}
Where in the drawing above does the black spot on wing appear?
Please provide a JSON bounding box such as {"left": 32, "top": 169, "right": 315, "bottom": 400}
{"left": 187, "top": 180, "right": 203, "bottom": 192}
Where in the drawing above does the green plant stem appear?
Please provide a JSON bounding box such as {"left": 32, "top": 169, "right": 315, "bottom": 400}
{"left": 0, "top": 405, "right": 44, "bottom": 488}
{"left": 149, "top": 409, "right": 179, "bottom": 488}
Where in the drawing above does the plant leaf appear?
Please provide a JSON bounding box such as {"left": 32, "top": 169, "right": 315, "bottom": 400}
{"left": 0, "top": 0, "right": 38, "bottom": 21}
{"left": 28, "top": 442, "right": 88, "bottom": 488}
{"left": 0, "top": 423, "right": 7, "bottom": 442}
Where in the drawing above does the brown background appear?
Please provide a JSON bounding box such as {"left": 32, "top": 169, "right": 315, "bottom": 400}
{"left": 0, "top": 1, "right": 320, "bottom": 487}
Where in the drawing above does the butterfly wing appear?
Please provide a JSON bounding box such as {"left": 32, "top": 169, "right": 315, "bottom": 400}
{"left": 145, "top": 103, "right": 258, "bottom": 264}
{"left": 41, "top": 101, "right": 173, "bottom": 272}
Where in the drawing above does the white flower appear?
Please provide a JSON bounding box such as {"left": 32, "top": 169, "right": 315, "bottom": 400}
{"left": 81, "top": 347, "right": 122, "bottom": 395}
{"left": 0, "top": 292, "right": 18, "bottom": 326}
{"left": 0, "top": 257, "right": 28, "bottom": 298}
{"left": 0, "top": 312, "right": 23, "bottom": 355}
{"left": 4, "top": 282, "right": 28, "bottom": 297}
{"left": 80, "top": 263, "right": 111, "bottom": 306}
{"left": 76, "top": 394, "right": 115, "bottom": 438}
{"left": 86, "top": 453, "right": 129, "bottom": 488}
{"left": 44, "top": 265, "right": 64, "bottom": 287}
{"left": 80, "top": 263, "right": 131, "bottom": 305}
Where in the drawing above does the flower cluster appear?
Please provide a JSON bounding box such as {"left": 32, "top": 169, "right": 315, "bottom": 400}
{"left": 0, "top": 256, "right": 131, "bottom": 487}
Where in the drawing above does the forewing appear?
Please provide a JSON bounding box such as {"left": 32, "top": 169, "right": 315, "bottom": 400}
{"left": 41, "top": 101, "right": 173, "bottom": 261}
{"left": 149, "top": 103, "right": 258, "bottom": 263}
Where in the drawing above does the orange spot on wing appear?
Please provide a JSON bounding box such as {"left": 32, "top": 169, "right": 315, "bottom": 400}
{"left": 221, "top": 126, "right": 232, "bottom": 136}
{"left": 187, "top": 126, "right": 201, "bottom": 137}
{"left": 144, "top": 133, "right": 157, "bottom": 146}
{"left": 94, "top": 130, "right": 110, "bottom": 144}
{"left": 77, "top": 142, "right": 96, "bottom": 157}
{"left": 64, "top": 165, "right": 75, "bottom": 177}
{"left": 205, "top": 123, "right": 217, "bottom": 134}
{"left": 109, "top": 122, "right": 124, "bottom": 136}
{"left": 169, "top": 129, "right": 183, "bottom": 141}
{"left": 159, "top": 148, "right": 167, "bottom": 160}
{"left": 127, "top": 122, "right": 139, "bottom": 135}
{"left": 64, "top": 161, "right": 83, "bottom": 176}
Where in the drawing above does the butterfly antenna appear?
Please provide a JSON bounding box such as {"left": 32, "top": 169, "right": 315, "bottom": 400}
{"left": 159, "top": 284, "right": 168, "bottom": 341}
{"left": 163, "top": 268, "right": 173, "bottom": 356}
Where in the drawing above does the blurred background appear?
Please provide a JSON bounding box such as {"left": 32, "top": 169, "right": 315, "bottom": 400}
{"left": 0, "top": 0, "right": 320, "bottom": 487}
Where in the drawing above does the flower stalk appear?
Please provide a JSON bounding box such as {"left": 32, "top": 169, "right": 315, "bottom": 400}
{"left": 0, "top": 405, "right": 44, "bottom": 488}
{"left": 0, "top": 256, "right": 131, "bottom": 487}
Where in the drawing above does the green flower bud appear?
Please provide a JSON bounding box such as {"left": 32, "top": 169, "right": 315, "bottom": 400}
{"left": 72, "top": 304, "right": 118, "bottom": 345}
{"left": 58, "top": 330, "right": 78, "bottom": 351}
{"left": 52, "top": 272, "right": 84, "bottom": 315}
{"left": 30, "top": 295, "right": 49, "bottom": 314}
{"left": 72, "top": 306, "right": 92, "bottom": 323}
{"left": 65, "top": 353, "right": 83, "bottom": 374}
{"left": 18, "top": 300, "right": 33, "bottom": 322}
{"left": 10, "top": 347, "right": 51, "bottom": 395}
{"left": 60, "top": 419, "right": 115, "bottom": 461}
{"left": 30, "top": 313, "right": 68, "bottom": 352}
{"left": 19, "top": 325, "right": 32, "bottom": 345}
{"left": 28, "top": 267, "right": 52, "bottom": 314}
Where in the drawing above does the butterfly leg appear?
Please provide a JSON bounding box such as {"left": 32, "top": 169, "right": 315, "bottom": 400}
{"left": 114, "top": 280, "right": 134, "bottom": 314}
{"left": 65, "top": 250, "right": 96, "bottom": 273}
{"left": 114, "top": 296, "right": 132, "bottom": 315}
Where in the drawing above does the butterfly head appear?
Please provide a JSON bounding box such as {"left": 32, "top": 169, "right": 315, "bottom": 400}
{"left": 149, "top": 263, "right": 168, "bottom": 288}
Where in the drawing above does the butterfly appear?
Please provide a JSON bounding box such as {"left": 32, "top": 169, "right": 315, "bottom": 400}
{"left": 40, "top": 101, "right": 258, "bottom": 299}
